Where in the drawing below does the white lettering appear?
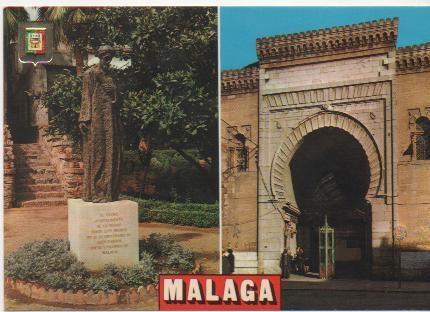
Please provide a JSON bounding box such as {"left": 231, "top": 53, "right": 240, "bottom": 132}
{"left": 187, "top": 279, "right": 202, "bottom": 301}
{"left": 222, "top": 279, "right": 238, "bottom": 302}
{"left": 206, "top": 279, "right": 220, "bottom": 302}
{"left": 164, "top": 279, "right": 183, "bottom": 301}
{"left": 240, "top": 279, "right": 255, "bottom": 302}
{"left": 258, "top": 279, "right": 274, "bottom": 302}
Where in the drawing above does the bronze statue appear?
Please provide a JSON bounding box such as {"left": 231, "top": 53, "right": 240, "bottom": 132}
{"left": 79, "top": 45, "right": 122, "bottom": 203}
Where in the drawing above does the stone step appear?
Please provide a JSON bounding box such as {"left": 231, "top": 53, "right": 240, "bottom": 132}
{"left": 15, "top": 156, "right": 50, "bottom": 163}
{"left": 15, "top": 158, "right": 51, "bottom": 164}
{"left": 16, "top": 176, "right": 61, "bottom": 185}
{"left": 14, "top": 147, "right": 44, "bottom": 153}
{"left": 18, "top": 198, "right": 67, "bottom": 208}
{"left": 15, "top": 166, "right": 56, "bottom": 174}
{"left": 16, "top": 191, "right": 66, "bottom": 200}
{"left": 20, "top": 183, "right": 63, "bottom": 192}
{"left": 16, "top": 172, "right": 58, "bottom": 181}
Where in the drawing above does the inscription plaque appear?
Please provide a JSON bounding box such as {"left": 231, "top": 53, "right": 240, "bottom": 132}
{"left": 68, "top": 199, "right": 139, "bottom": 270}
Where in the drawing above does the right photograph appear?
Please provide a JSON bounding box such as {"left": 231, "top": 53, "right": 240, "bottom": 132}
{"left": 221, "top": 6, "right": 430, "bottom": 309}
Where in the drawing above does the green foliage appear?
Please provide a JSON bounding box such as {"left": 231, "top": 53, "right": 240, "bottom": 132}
{"left": 43, "top": 262, "right": 90, "bottom": 290}
{"left": 4, "top": 239, "right": 76, "bottom": 282}
{"left": 121, "top": 195, "right": 219, "bottom": 227}
{"left": 120, "top": 261, "right": 158, "bottom": 287}
{"left": 139, "top": 234, "right": 194, "bottom": 273}
{"left": 5, "top": 237, "right": 193, "bottom": 291}
{"left": 38, "top": 7, "right": 218, "bottom": 195}
{"left": 86, "top": 274, "right": 123, "bottom": 292}
{"left": 123, "top": 149, "right": 216, "bottom": 203}
{"left": 40, "top": 70, "right": 82, "bottom": 146}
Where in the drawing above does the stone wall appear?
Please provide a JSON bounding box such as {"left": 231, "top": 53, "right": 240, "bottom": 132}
{"left": 258, "top": 29, "right": 397, "bottom": 276}
{"left": 38, "top": 127, "right": 83, "bottom": 198}
{"left": 221, "top": 68, "right": 259, "bottom": 273}
{"left": 4, "top": 125, "right": 15, "bottom": 208}
{"left": 395, "top": 44, "right": 430, "bottom": 280}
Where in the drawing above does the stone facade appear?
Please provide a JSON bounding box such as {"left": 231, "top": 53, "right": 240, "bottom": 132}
{"left": 395, "top": 43, "right": 430, "bottom": 280}
{"left": 221, "top": 67, "right": 259, "bottom": 273}
{"left": 222, "top": 18, "right": 430, "bottom": 280}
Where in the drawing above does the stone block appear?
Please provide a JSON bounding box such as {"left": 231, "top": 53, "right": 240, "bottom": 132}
{"left": 68, "top": 199, "right": 139, "bottom": 270}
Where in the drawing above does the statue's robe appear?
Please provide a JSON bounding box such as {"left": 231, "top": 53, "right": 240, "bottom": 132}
{"left": 79, "top": 64, "right": 122, "bottom": 202}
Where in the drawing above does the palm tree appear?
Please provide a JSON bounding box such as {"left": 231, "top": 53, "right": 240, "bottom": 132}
{"left": 37, "top": 7, "right": 95, "bottom": 76}
{"left": 4, "top": 7, "right": 29, "bottom": 40}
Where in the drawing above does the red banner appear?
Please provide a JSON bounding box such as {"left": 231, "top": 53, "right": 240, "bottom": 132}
{"left": 159, "top": 274, "right": 281, "bottom": 310}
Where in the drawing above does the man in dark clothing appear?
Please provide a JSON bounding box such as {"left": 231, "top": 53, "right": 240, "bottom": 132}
{"left": 280, "top": 249, "right": 292, "bottom": 279}
{"left": 227, "top": 249, "right": 235, "bottom": 273}
{"left": 222, "top": 250, "right": 232, "bottom": 274}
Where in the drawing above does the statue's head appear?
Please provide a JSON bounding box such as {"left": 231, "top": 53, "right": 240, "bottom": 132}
{"left": 97, "top": 45, "right": 115, "bottom": 71}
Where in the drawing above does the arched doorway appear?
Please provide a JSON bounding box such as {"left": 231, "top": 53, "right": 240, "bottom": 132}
{"left": 290, "top": 127, "right": 372, "bottom": 278}
{"left": 270, "top": 112, "right": 383, "bottom": 279}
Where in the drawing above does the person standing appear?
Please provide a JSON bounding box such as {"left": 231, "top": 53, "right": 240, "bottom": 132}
{"left": 227, "top": 248, "right": 235, "bottom": 273}
{"left": 222, "top": 250, "right": 232, "bottom": 274}
{"left": 296, "top": 246, "right": 305, "bottom": 275}
{"left": 280, "top": 249, "right": 292, "bottom": 279}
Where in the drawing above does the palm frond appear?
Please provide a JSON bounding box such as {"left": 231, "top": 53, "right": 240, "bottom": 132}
{"left": 4, "top": 7, "right": 29, "bottom": 40}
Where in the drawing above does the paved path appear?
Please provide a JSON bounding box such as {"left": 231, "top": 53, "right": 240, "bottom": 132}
{"left": 282, "top": 289, "right": 430, "bottom": 310}
{"left": 4, "top": 205, "right": 219, "bottom": 310}
{"left": 283, "top": 274, "right": 430, "bottom": 293}
{"left": 282, "top": 274, "right": 430, "bottom": 309}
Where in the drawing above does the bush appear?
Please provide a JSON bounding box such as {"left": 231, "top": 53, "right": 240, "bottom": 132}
{"left": 123, "top": 149, "right": 216, "bottom": 203}
{"left": 139, "top": 233, "right": 195, "bottom": 274}
{"left": 4, "top": 237, "right": 194, "bottom": 291}
{"left": 121, "top": 195, "right": 218, "bottom": 227}
{"left": 86, "top": 275, "right": 124, "bottom": 292}
{"left": 43, "top": 262, "right": 89, "bottom": 290}
{"left": 40, "top": 70, "right": 82, "bottom": 146}
{"left": 4, "top": 239, "right": 77, "bottom": 282}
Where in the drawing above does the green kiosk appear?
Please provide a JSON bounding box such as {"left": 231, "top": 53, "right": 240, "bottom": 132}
{"left": 319, "top": 216, "right": 335, "bottom": 279}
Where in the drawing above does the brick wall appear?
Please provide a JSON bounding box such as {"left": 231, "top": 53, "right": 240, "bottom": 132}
{"left": 396, "top": 71, "right": 430, "bottom": 257}
{"left": 4, "top": 125, "right": 15, "bottom": 208}
{"left": 221, "top": 91, "right": 259, "bottom": 259}
{"left": 39, "top": 127, "right": 84, "bottom": 198}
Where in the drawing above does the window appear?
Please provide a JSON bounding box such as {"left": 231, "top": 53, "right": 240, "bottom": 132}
{"left": 415, "top": 117, "right": 430, "bottom": 160}
{"left": 237, "top": 146, "right": 249, "bottom": 172}
{"left": 226, "top": 125, "right": 251, "bottom": 173}
{"left": 416, "top": 135, "right": 429, "bottom": 160}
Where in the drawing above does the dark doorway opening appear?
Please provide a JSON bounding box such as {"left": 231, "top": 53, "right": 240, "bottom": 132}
{"left": 291, "top": 127, "right": 372, "bottom": 279}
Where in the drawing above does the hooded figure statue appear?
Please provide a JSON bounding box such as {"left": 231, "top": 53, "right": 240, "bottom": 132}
{"left": 79, "top": 45, "right": 122, "bottom": 203}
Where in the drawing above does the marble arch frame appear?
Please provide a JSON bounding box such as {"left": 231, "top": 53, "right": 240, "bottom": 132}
{"left": 270, "top": 111, "right": 383, "bottom": 210}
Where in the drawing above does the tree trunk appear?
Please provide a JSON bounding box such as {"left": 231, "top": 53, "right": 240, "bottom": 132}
{"left": 74, "top": 46, "right": 85, "bottom": 76}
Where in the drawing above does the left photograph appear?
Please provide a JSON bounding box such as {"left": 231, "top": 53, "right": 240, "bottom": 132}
{"left": 3, "top": 7, "right": 219, "bottom": 310}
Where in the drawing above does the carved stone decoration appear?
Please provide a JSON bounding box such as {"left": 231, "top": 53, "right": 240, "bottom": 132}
{"left": 263, "top": 81, "right": 389, "bottom": 110}
{"left": 396, "top": 43, "right": 430, "bottom": 73}
{"left": 257, "top": 18, "right": 398, "bottom": 63}
{"left": 79, "top": 46, "right": 122, "bottom": 203}
{"left": 407, "top": 108, "right": 421, "bottom": 130}
{"left": 271, "top": 111, "right": 382, "bottom": 206}
{"left": 222, "top": 67, "right": 259, "bottom": 96}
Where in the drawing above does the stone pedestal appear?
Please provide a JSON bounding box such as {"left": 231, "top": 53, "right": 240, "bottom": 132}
{"left": 68, "top": 199, "right": 139, "bottom": 270}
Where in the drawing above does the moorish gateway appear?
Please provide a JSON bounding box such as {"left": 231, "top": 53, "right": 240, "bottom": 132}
{"left": 221, "top": 17, "right": 430, "bottom": 280}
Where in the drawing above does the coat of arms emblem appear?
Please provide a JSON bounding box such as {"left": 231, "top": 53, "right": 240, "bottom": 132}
{"left": 25, "top": 28, "right": 46, "bottom": 55}
{"left": 18, "top": 22, "right": 53, "bottom": 66}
